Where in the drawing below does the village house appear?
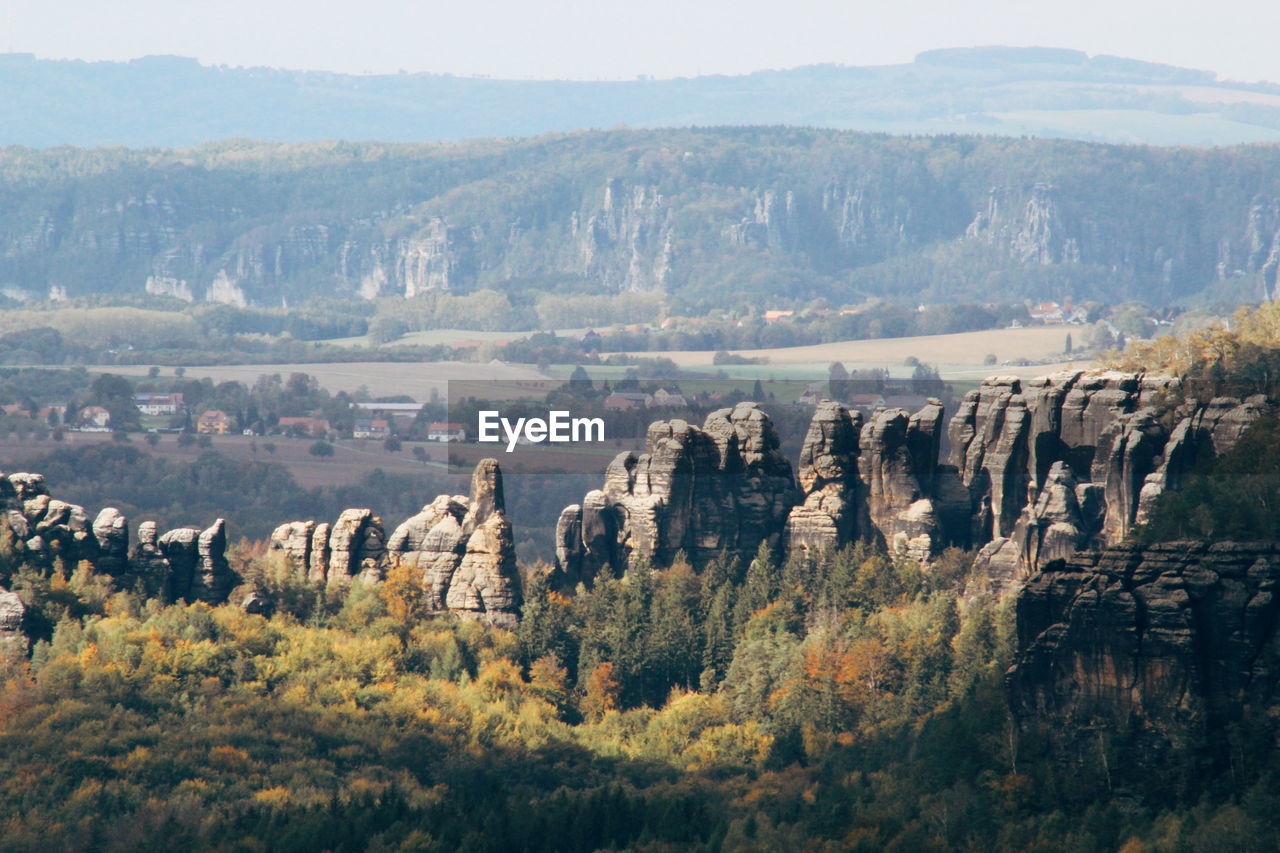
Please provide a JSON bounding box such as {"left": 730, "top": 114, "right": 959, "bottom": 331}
{"left": 796, "top": 383, "right": 826, "bottom": 406}
{"left": 650, "top": 388, "right": 687, "bottom": 407}
{"left": 197, "top": 410, "right": 232, "bottom": 435}
{"left": 603, "top": 391, "right": 652, "bottom": 411}
{"left": 1028, "top": 302, "right": 1065, "bottom": 324}
{"left": 353, "top": 418, "right": 391, "bottom": 440}
{"left": 77, "top": 405, "right": 111, "bottom": 429}
{"left": 763, "top": 310, "right": 795, "bottom": 323}
{"left": 132, "top": 392, "right": 185, "bottom": 416}
{"left": 427, "top": 422, "right": 467, "bottom": 442}
{"left": 846, "top": 392, "right": 887, "bottom": 411}
{"left": 39, "top": 405, "right": 68, "bottom": 425}
{"left": 277, "top": 417, "right": 330, "bottom": 438}
{"left": 353, "top": 402, "right": 425, "bottom": 415}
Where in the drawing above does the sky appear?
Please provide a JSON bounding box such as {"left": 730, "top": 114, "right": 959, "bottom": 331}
{"left": 4, "top": 0, "right": 1278, "bottom": 84}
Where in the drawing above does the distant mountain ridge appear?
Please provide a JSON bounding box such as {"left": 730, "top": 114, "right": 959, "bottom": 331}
{"left": 4, "top": 46, "right": 1280, "bottom": 148}
{"left": 3, "top": 128, "right": 1280, "bottom": 310}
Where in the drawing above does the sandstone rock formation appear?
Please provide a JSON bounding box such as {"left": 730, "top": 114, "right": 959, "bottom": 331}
{"left": 194, "top": 519, "right": 234, "bottom": 604}
{"left": 0, "top": 588, "right": 25, "bottom": 658}
{"left": 950, "top": 371, "right": 1270, "bottom": 591}
{"left": 551, "top": 370, "right": 1270, "bottom": 588}
{"left": 92, "top": 508, "right": 129, "bottom": 576}
{"left": 326, "top": 509, "right": 388, "bottom": 589}
{"left": 1008, "top": 542, "right": 1280, "bottom": 758}
{"left": 268, "top": 520, "right": 315, "bottom": 574}
{"left": 555, "top": 403, "right": 798, "bottom": 578}
{"left": 858, "top": 401, "right": 948, "bottom": 562}
{"left": 785, "top": 401, "right": 863, "bottom": 553}
{"left": 443, "top": 459, "right": 521, "bottom": 628}
{"left": 388, "top": 494, "right": 471, "bottom": 609}
{"left": 264, "top": 459, "right": 521, "bottom": 628}
{"left": 383, "top": 459, "right": 521, "bottom": 627}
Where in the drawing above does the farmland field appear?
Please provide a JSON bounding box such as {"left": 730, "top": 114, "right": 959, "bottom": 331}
{"left": 618, "top": 324, "right": 1080, "bottom": 371}
{"left": 84, "top": 361, "right": 548, "bottom": 399}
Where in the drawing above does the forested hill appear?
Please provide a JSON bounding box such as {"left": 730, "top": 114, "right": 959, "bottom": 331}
{"left": 5, "top": 46, "right": 1280, "bottom": 148}
{"left": 4, "top": 128, "right": 1280, "bottom": 311}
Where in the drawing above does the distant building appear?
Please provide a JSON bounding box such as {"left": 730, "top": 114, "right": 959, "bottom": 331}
{"left": 197, "top": 410, "right": 232, "bottom": 435}
{"left": 1, "top": 403, "right": 31, "bottom": 417}
{"left": 353, "top": 418, "right": 391, "bottom": 439}
{"left": 39, "top": 404, "right": 68, "bottom": 425}
{"left": 763, "top": 310, "right": 795, "bottom": 323}
{"left": 77, "top": 405, "right": 111, "bottom": 428}
{"left": 353, "top": 402, "right": 424, "bottom": 414}
{"left": 427, "top": 422, "right": 467, "bottom": 442}
{"left": 1028, "top": 302, "right": 1065, "bottom": 324}
{"left": 650, "top": 388, "right": 687, "bottom": 407}
{"left": 277, "top": 417, "right": 330, "bottom": 438}
{"left": 604, "top": 392, "right": 652, "bottom": 411}
{"left": 846, "top": 393, "right": 886, "bottom": 410}
{"left": 797, "top": 384, "right": 826, "bottom": 406}
{"left": 133, "top": 392, "right": 185, "bottom": 415}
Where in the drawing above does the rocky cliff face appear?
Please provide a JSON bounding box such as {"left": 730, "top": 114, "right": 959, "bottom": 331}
{"left": 2, "top": 372, "right": 1271, "bottom": 651}
{"left": 0, "top": 471, "right": 239, "bottom": 648}
{"left": 949, "top": 371, "right": 1270, "bottom": 594}
{"left": 1008, "top": 542, "right": 1280, "bottom": 758}
{"left": 5, "top": 133, "right": 1279, "bottom": 307}
{"left": 554, "top": 371, "right": 1270, "bottom": 591}
{"left": 553, "top": 403, "right": 799, "bottom": 584}
{"left": 271, "top": 457, "right": 521, "bottom": 628}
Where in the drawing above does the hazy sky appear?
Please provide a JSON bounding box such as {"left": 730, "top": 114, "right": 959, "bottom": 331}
{"left": 5, "top": 0, "right": 1278, "bottom": 83}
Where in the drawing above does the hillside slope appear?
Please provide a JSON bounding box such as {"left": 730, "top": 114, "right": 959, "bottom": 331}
{"left": 4, "top": 128, "right": 1280, "bottom": 309}
{"left": 4, "top": 46, "right": 1280, "bottom": 147}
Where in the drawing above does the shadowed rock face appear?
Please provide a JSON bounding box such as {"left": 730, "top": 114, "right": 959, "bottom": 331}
{"left": 0, "top": 588, "right": 25, "bottom": 658}
{"left": 268, "top": 521, "right": 314, "bottom": 575}
{"left": 194, "top": 519, "right": 235, "bottom": 604}
{"left": 555, "top": 403, "right": 799, "bottom": 579}
{"left": 377, "top": 458, "right": 521, "bottom": 627}
{"left": 92, "top": 508, "right": 129, "bottom": 576}
{"left": 326, "top": 509, "right": 388, "bottom": 589}
{"left": 949, "top": 372, "right": 1271, "bottom": 592}
{"left": 786, "top": 402, "right": 863, "bottom": 554}
{"left": 1008, "top": 542, "right": 1280, "bottom": 758}
{"left": 858, "top": 401, "right": 948, "bottom": 562}
{"left": 550, "top": 370, "right": 1270, "bottom": 589}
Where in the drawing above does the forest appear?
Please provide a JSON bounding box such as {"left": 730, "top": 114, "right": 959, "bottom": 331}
{"left": 2, "top": 520, "right": 1277, "bottom": 851}
{"left": 3, "top": 128, "right": 1280, "bottom": 315}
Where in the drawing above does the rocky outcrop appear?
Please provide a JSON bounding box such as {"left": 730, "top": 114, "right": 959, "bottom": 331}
{"left": 1, "top": 473, "right": 98, "bottom": 567}
{"left": 556, "top": 403, "right": 798, "bottom": 576}
{"left": 858, "top": 401, "right": 948, "bottom": 561}
{"left": 268, "top": 520, "right": 314, "bottom": 574}
{"left": 382, "top": 459, "right": 521, "bottom": 628}
{"left": 0, "top": 473, "right": 227, "bottom": 604}
{"left": 92, "top": 508, "right": 130, "bottom": 576}
{"left": 1008, "top": 542, "right": 1280, "bottom": 760}
{"left": 326, "top": 509, "right": 388, "bottom": 589}
{"left": 309, "top": 523, "right": 332, "bottom": 584}
{"left": 260, "top": 459, "right": 522, "bottom": 627}
{"left": 390, "top": 495, "right": 470, "bottom": 609}
{"left": 194, "top": 519, "right": 235, "bottom": 604}
{"left": 129, "top": 521, "right": 170, "bottom": 583}
{"left": 785, "top": 402, "right": 863, "bottom": 553}
{"left": 0, "top": 588, "right": 25, "bottom": 658}
{"left": 158, "top": 528, "right": 200, "bottom": 602}
{"left": 549, "top": 371, "right": 1269, "bottom": 587}
{"left": 445, "top": 460, "right": 521, "bottom": 629}
{"left": 950, "top": 371, "right": 1269, "bottom": 591}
